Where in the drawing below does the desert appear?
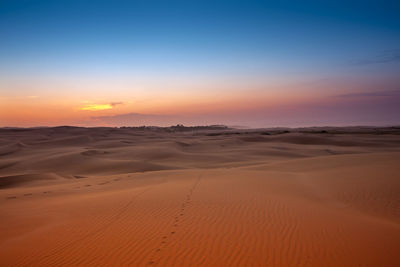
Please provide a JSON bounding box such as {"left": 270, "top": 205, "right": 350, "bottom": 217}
{"left": 0, "top": 126, "right": 399, "bottom": 266}
{"left": 2, "top": 1, "right": 400, "bottom": 266}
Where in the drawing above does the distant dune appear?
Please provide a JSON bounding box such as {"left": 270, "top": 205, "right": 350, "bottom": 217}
{"left": 0, "top": 126, "right": 399, "bottom": 266}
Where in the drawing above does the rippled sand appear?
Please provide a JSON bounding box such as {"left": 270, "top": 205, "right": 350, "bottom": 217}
{"left": 1, "top": 127, "right": 399, "bottom": 266}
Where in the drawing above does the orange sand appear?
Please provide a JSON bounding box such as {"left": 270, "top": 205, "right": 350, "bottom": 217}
{"left": 0, "top": 127, "right": 399, "bottom": 266}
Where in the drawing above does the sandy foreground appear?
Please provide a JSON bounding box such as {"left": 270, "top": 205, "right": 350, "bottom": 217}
{"left": 0, "top": 126, "right": 399, "bottom": 266}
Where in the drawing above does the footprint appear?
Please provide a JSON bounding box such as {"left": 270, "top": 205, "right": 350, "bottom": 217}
{"left": 148, "top": 175, "right": 202, "bottom": 264}
{"left": 85, "top": 184, "right": 91, "bottom": 187}
{"left": 6, "top": 196, "right": 17, "bottom": 199}
{"left": 24, "top": 193, "right": 33, "bottom": 196}
{"left": 43, "top": 191, "right": 51, "bottom": 194}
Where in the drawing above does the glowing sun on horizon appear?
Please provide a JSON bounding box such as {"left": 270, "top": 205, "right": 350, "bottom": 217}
{"left": 81, "top": 104, "right": 114, "bottom": 111}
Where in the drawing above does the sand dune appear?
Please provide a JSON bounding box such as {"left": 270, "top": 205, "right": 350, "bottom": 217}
{"left": 0, "top": 127, "right": 399, "bottom": 266}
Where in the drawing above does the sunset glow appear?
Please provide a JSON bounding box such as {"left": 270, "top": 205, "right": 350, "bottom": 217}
{"left": 81, "top": 104, "right": 115, "bottom": 111}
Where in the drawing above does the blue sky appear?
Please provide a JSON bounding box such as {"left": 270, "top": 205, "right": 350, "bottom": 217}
{"left": 1, "top": 0, "right": 399, "bottom": 75}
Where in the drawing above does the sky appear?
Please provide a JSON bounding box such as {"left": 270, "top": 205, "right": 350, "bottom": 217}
{"left": 1, "top": 0, "right": 400, "bottom": 127}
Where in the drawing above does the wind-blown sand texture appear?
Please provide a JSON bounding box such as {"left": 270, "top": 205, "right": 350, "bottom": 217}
{"left": 0, "top": 126, "right": 399, "bottom": 266}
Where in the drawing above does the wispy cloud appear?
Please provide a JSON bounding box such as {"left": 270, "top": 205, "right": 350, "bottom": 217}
{"left": 110, "top": 102, "right": 123, "bottom": 107}
{"left": 335, "top": 89, "right": 400, "bottom": 98}
{"left": 81, "top": 102, "right": 123, "bottom": 111}
{"left": 351, "top": 49, "right": 400, "bottom": 65}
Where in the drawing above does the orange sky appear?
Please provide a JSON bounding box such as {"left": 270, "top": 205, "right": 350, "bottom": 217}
{"left": 1, "top": 70, "right": 400, "bottom": 127}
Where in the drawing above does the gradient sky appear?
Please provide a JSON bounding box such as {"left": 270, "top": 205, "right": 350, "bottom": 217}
{"left": 1, "top": 0, "right": 400, "bottom": 127}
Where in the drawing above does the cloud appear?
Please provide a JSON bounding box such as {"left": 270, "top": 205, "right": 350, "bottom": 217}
{"left": 110, "top": 102, "right": 123, "bottom": 107}
{"left": 351, "top": 49, "right": 400, "bottom": 65}
{"left": 81, "top": 102, "right": 124, "bottom": 111}
{"left": 335, "top": 89, "right": 400, "bottom": 98}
